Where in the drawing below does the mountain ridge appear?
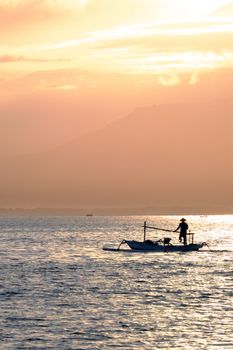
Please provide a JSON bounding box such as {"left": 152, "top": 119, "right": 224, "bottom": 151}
{"left": 0, "top": 101, "right": 232, "bottom": 212}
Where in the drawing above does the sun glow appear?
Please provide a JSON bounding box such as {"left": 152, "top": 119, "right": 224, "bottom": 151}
{"left": 155, "top": 0, "right": 233, "bottom": 19}
{"left": 1, "top": 0, "right": 233, "bottom": 79}
{"left": 79, "top": 0, "right": 89, "bottom": 7}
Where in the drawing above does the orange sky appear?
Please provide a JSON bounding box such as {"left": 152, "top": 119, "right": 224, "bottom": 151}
{"left": 1, "top": 0, "right": 233, "bottom": 82}
{"left": 1, "top": 1, "right": 233, "bottom": 117}
{"left": 0, "top": 1, "right": 233, "bottom": 212}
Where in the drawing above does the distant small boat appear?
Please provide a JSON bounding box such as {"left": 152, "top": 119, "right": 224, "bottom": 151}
{"left": 86, "top": 214, "right": 93, "bottom": 217}
{"left": 103, "top": 221, "right": 209, "bottom": 252}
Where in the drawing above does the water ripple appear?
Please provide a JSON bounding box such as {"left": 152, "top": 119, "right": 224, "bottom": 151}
{"left": 0, "top": 215, "right": 232, "bottom": 349}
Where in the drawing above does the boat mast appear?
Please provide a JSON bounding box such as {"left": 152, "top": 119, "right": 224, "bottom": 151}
{"left": 143, "top": 221, "right": 147, "bottom": 242}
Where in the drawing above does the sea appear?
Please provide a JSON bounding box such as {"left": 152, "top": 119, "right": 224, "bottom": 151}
{"left": 0, "top": 215, "right": 232, "bottom": 350}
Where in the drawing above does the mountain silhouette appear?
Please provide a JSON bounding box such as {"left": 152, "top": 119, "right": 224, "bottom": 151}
{"left": 0, "top": 101, "right": 232, "bottom": 213}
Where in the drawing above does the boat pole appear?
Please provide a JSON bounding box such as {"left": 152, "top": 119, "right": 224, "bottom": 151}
{"left": 143, "top": 221, "right": 147, "bottom": 242}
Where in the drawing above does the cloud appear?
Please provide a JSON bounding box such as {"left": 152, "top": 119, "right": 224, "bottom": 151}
{"left": 0, "top": 54, "right": 69, "bottom": 64}
{"left": 36, "top": 18, "right": 233, "bottom": 52}
{"left": 157, "top": 74, "right": 180, "bottom": 86}
{"left": 0, "top": 0, "right": 80, "bottom": 30}
{"left": 189, "top": 72, "right": 200, "bottom": 85}
{"left": 0, "top": 55, "right": 24, "bottom": 63}
{"left": 2, "top": 16, "right": 230, "bottom": 78}
{"left": 0, "top": 1, "right": 51, "bottom": 20}
{"left": 2, "top": 1, "right": 233, "bottom": 78}
{"left": 211, "top": 0, "right": 233, "bottom": 16}
{"left": 0, "top": 0, "right": 88, "bottom": 20}
{"left": 2, "top": 1, "right": 233, "bottom": 36}
{"left": 38, "top": 84, "right": 78, "bottom": 91}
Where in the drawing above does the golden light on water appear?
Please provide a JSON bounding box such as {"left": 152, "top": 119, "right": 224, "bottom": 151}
{"left": 1, "top": 216, "right": 233, "bottom": 348}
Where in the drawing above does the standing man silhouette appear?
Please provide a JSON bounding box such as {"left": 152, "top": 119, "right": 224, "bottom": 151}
{"left": 174, "top": 218, "right": 188, "bottom": 245}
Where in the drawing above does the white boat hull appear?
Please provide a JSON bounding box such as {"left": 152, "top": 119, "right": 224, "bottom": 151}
{"left": 102, "top": 221, "right": 209, "bottom": 252}
{"left": 124, "top": 240, "right": 203, "bottom": 252}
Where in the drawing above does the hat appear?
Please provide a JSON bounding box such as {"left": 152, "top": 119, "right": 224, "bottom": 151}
{"left": 180, "top": 218, "right": 186, "bottom": 221}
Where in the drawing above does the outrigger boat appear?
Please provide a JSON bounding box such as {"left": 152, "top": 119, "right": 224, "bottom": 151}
{"left": 103, "top": 221, "right": 209, "bottom": 252}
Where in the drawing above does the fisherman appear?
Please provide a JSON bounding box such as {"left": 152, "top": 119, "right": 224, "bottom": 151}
{"left": 174, "top": 218, "right": 188, "bottom": 245}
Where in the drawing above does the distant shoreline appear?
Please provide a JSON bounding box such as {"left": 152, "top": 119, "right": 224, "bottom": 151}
{"left": 0, "top": 208, "right": 232, "bottom": 216}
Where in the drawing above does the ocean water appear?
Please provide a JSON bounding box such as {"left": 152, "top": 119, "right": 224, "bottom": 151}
{"left": 0, "top": 215, "right": 232, "bottom": 350}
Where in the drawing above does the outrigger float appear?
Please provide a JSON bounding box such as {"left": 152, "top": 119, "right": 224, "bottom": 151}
{"left": 103, "top": 221, "right": 209, "bottom": 252}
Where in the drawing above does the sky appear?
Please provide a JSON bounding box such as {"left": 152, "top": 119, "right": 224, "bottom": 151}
{"left": 1, "top": 0, "right": 233, "bottom": 84}
{"left": 0, "top": 0, "right": 233, "bottom": 211}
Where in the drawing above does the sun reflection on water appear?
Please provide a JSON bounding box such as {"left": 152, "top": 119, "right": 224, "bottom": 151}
{"left": 0, "top": 215, "right": 232, "bottom": 349}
